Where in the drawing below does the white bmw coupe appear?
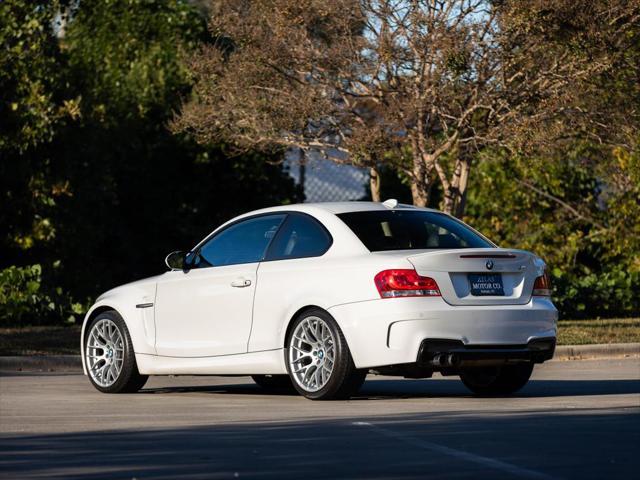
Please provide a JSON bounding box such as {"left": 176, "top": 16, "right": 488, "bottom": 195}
{"left": 81, "top": 200, "right": 557, "bottom": 400}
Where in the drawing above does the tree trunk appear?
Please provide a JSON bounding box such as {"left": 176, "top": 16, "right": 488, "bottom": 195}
{"left": 369, "top": 166, "right": 381, "bottom": 202}
{"left": 439, "top": 155, "right": 471, "bottom": 216}
{"left": 436, "top": 160, "right": 455, "bottom": 214}
{"left": 411, "top": 180, "right": 429, "bottom": 207}
{"left": 453, "top": 157, "right": 471, "bottom": 218}
{"left": 298, "top": 150, "right": 307, "bottom": 202}
{"left": 410, "top": 153, "right": 429, "bottom": 207}
{"left": 442, "top": 188, "right": 455, "bottom": 214}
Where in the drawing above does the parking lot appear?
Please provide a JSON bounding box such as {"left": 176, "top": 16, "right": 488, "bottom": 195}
{"left": 1, "top": 358, "right": 639, "bottom": 479}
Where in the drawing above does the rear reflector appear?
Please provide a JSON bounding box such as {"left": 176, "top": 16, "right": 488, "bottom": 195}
{"left": 533, "top": 272, "right": 552, "bottom": 296}
{"left": 374, "top": 269, "right": 441, "bottom": 298}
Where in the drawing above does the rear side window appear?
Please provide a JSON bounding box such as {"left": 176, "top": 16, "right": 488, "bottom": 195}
{"left": 338, "top": 210, "right": 492, "bottom": 252}
{"left": 265, "top": 213, "right": 332, "bottom": 260}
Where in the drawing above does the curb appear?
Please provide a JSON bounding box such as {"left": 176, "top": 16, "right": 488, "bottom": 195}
{"left": 1, "top": 344, "right": 638, "bottom": 372}
{"left": 553, "top": 343, "right": 640, "bottom": 361}
{"left": 0, "top": 355, "right": 82, "bottom": 372}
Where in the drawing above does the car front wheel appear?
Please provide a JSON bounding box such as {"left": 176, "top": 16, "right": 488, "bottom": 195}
{"left": 460, "top": 363, "right": 534, "bottom": 396}
{"left": 286, "top": 309, "right": 366, "bottom": 400}
{"left": 84, "top": 310, "right": 148, "bottom": 393}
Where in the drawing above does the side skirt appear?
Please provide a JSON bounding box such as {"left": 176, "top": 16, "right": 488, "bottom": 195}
{"left": 135, "top": 349, "right": 287, "bottom": 376}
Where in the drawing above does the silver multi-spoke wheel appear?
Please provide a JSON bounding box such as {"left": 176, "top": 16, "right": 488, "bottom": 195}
{"left": 86, "top": 318, "right": 125, "bottom": 388}
{"left": 288, "top": 316, "right": 336, "bottom": 392}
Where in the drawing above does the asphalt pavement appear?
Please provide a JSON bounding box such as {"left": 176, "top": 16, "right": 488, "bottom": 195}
{"left": 1, "top": 358, "right": 639, "bottom": 479}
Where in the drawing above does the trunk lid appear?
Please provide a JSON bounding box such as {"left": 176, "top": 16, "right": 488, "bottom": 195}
{"left": 407, "top": 248, "right": 545, "bottom": 306}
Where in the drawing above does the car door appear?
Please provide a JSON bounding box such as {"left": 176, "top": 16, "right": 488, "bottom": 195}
{"left": 154, "top": 214, "right": 286, "bottom": 357}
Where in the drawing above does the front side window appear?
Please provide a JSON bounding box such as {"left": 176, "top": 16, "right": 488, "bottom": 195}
{"left": 192, "top": 214, "right": 285, "bottom": 268}
{"left": 265, "top": 213, "right": 332, "bottom": 260}
{"left": 337, "top": 210, "right": 493, "bottom": 252}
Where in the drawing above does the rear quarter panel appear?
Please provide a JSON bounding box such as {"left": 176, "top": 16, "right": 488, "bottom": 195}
{"left": 249, "top": 208, "right": 415, "bottom": 353}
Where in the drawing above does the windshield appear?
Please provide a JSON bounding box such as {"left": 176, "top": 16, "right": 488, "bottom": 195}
{"left": 337, "top": 210, "right": 493, "bottom": 252}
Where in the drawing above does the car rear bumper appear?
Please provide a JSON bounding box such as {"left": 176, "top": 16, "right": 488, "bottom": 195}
{"left": 328, "top": 297, "right": 558, "bottom": 369}
{"left": 417, "top": 337, "right": 556, "bottom": 368}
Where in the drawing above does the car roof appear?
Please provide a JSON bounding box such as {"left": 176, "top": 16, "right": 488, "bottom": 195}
{"left": 252, "top": 201, "right": 440, "bottom": 215}
{"left": 193, "top": 201, "right": 444, "bottom": 253}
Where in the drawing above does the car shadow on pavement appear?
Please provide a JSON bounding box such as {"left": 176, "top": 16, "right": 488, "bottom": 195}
{"left": 357, "top": 378, "right": 640, "bottom": 399}
{"left": 1, "top": 410, "right": 639, "bottom": 479}
{"left": 142, "top": 383, "right": 299, "bottom": 396}
{"left": 140, "top": 378, "right": 640, "bottom": 399}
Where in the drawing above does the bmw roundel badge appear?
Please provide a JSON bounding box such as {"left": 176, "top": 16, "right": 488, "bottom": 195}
{"left": 486, "top": 260, "right": 494, "bottom": 270}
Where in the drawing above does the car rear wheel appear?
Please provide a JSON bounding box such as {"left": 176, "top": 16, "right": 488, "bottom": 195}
{"left": 286, "top": 309, "right": 366, "bottom": 400}
{"left": 251, "top": 374, "right": 294, "bottom": 390}
{"left": 84, "top": 310, "right": 148, "bottom": 393}
{"left": 460, "top": 363, "right": 534, "bottom": 396}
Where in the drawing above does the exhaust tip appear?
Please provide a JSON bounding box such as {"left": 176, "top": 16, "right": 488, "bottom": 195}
{"left": 447, "top": 353, "right": 460, "bottom": 367}
{"left": 429, "top": 354, "right": 445, "bottom": 367}
{"left": 429, "top": 353, "right": 461, "bottom": 368}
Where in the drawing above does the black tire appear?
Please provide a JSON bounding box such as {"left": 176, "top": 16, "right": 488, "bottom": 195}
{"left": 285, "top": 308, "right": 366, "bottom": 400}
{"left": 84, "top": 310, "right": 148, "bottom": 393}
{"left": 251, "top": 374, "right": 294, "bottom": 390}
{"left": 460, "top": 363, "right": 534, "bottom": 396}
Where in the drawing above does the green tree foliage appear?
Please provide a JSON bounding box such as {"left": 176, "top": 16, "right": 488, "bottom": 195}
{"left": 465, "top": 144, "right": 640, "bottom": 318}
{"left": 0, "top": 0, "right": 300, "bottom": 326}
{"left": 0, "top": 265, "right": 49, "bottom": 324}
{"left": 64, "top": 0, "right": 204, "bottom": 123}
{"left": 0, "top": 1, "right": 67, "bottom": 153}
{"left": 462, "top": 0, "right": 640, "bottom": 318}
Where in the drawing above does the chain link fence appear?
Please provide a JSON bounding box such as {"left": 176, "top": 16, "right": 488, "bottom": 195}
{"left": 286, "top": 150, "right": 370, "bottom": 203}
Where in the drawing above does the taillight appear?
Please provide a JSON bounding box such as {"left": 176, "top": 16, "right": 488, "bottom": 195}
{"left": 533, "top": 272, "right": 552, "bottom": 296}
{"left": 374, "top": 269, "right": 441, "bottom": 298}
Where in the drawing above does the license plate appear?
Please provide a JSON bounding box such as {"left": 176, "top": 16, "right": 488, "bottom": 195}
{"left": 468, "top": 273, "right": 504, "bottom": 296}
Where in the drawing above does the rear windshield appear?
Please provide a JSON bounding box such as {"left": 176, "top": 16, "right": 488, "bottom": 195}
{"left": 337, "top": 210, "right": 493, "bottom": 251}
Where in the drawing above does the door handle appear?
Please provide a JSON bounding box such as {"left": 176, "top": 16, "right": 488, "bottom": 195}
{"left": 231, "top": 278, "right": 252, "bottom": 288}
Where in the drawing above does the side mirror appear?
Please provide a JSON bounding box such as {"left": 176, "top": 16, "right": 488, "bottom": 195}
{"left": 165, "top": 251, "right": 187, "bottom": 270}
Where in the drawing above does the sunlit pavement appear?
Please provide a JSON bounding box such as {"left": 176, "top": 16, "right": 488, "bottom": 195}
{"left": 1, "top": 358, "right": 639, "bottom": 479}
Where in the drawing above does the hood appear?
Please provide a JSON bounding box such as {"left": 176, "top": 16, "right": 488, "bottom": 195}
{"left": 96, "top": 273, "right": 164, "bottom": 302}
